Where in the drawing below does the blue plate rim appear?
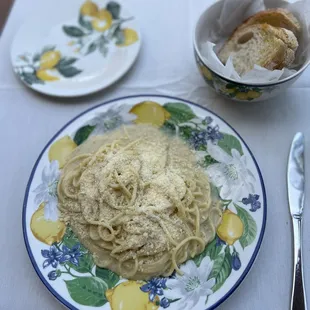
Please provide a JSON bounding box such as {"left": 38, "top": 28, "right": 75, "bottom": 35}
{"left": 22, "top": 94, "right": 267, "bottom": 310}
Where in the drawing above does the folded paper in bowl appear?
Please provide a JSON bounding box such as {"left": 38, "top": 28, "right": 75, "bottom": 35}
{"left": 198, "top": 0, "right": 310, "bottom": 83}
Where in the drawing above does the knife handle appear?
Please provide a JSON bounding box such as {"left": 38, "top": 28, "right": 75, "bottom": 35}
{"left": 291, "top": 216, "right": 307, "bottom": 310}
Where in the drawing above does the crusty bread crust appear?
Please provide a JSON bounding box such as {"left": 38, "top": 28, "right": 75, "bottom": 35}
{"left": 218, "top": 23, "right": 298, "bottom": 75}
{"left": 237, "top": 8, "right": 301, "bottom": 36}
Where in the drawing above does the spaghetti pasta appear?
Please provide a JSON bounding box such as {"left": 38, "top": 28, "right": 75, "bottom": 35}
{"left": 58, "top": 125, "right": 222, "bottom": 280}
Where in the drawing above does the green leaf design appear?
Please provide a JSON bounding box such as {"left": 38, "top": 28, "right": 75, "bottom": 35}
{"left": 99, "top": 36, "right": 109, "bottom": 57}
{"left": 79, "top": 14, "right": 93, "bottom": 31}
{"left": 62, "top": 228, "right": 86, "bottom": 251}
{"left": 86, "top": 42, "right": 97, "bottom": 55}
{"left": 106, "top": 1, "right": 121, "bottom": 19}
{"left": 58, "top": 66, "right": 82, "bottom": 78}
{"left": 22, "top": 72, "right": 44, "bottom": 85}
{"left": 238, "top": 85, "right": 248, "bottom": 91}
{"left": 217, "top": 133, "right": 243, "bottom": 156}
{"left": 225, "top": 83, "right": 236, "bottom": 89}
{"left": 62, "top": 227, "right": 79, "bottom": 248}
{"left": 61, "top": 236, "right": 80, "bottom": 251}
{"left": 57, "top": 57, "right": 78, "bottom": 68}
{"left": 203, "top": 155, "right": 218, "bottom": 167}
{"left": 69, "top": 252, "right": 94, "bottom": 273}
{"left": 95, "top": 267, "right": 120, "bottom": 287}
{"left": 65, "top": 277, "right": 108, "bottom": 307}
{"left": 211, "top": 246, "right": 232, "bottom": 292}
{"left": 235, "top": 205, "right": 257, "bottom": 249}
{"left": 162, "top": 122, "right": 195, "bottom": 142}
{"left": 32, "top": 53, "right": 41, "bottom": 63}
{"left": 168, "top": 298, "right": 181, "bottom": 304}
{"left": 206, "top": 238, "right": 223, "bottom": 261}
{"left": 108, "top": 23, "right": 119, "bottom": 39}
{"left": 114, "top": 27, "right": 125, "bottom": 45}
{"left": 161, "top": 121, "right": 176, "bottom": 136}
{"left": 63, "top": 26, "right": 85, "bottom": 37}
{"left": 74, "top": 125, "right": 95, "bottom": 145}
{"left": 193, "top": 238, "right": 222, "bottom": 267}
{"left": 41, "top": 45, "right": 56, "bottom": 54}
{"left": 209, "top": 252, "right": 224, "bottom": 278}
{"left": 61, "top": 227, "right": 95, "bottom": 273}
{"left": 179, "top": 125, "right": 194, "bottom": 141}
{"left": 163, "top": 102, "right": 196, "bottom": 124}
{"left": 210, "top": 183, "right": 220, "bottom": 201}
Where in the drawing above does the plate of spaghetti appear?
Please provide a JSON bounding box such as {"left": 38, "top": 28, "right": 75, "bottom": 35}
{"left": 23, "top": 95, "right": 266, "bottom": 310}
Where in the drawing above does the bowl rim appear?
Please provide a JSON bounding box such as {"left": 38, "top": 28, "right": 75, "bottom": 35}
{"left": 193, "top": 0, "right": 310, "bottom": 87}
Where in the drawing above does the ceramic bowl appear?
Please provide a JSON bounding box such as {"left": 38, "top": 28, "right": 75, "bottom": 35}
{"left": 193, "top": 0, "right": 310, "bottom": 102}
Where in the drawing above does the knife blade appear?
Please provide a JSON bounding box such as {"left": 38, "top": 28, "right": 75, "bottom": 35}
{"left": 287, "top": 132, "right": 307, "bottom": 310}
{"left": 288, "top": 132, "right": 305, "bottom": 216}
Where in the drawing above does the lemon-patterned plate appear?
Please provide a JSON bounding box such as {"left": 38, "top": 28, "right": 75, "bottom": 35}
{"left": 11, "top": 0, "right": 141, "bottom": 97}
{"left": 23, "top": 95, "right": 266, "bottom": 310}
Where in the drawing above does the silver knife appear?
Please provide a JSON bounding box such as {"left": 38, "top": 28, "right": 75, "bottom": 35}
{"left": 287, "top": 132, "right": 307, "bottom": 310}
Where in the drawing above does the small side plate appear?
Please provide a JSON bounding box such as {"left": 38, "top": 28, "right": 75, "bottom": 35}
{"left": 11, "top": 0, "right": 141, "bottom": 97}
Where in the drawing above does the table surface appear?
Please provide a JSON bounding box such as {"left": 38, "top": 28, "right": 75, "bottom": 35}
{"left": 0, "top": 0, "right": 13, "bottom": 32}
{"left": 1, "top": 0, "right": 310, "bottom": 309}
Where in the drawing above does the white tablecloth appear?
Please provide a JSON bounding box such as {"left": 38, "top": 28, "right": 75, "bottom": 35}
{"left": 0, "top": 0, "right": 309, "bottom": 309}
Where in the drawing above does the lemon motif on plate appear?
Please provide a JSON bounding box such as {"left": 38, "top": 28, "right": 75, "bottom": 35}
{"left": 48, "top": 135, "right": 77, "bottom": 168}
{"left": 63, "top": 0, "right": 139, "bottom": 58}
{"left": 14, "top": 46, "right": 83, "bottom": 85}
{"left": 116, "top": 28, "right": 139, "bottom": 47}
{"left": 92, "top": 9, "right": 113, "bottom": 32}
{"left": 130, "top": 101, "right": 171, "bottom": 127}
{"left": 39, "top": 51, "right": 61, "bottom": 70}
{"left": 36, "top": 50, "right": 61, "bottom": 81}
{"left": 30, "top": 203, "right": 66, "bottom": 245}
{"left": 80, "top": 0, "right": 99, "bottom": 17}
{"left": 106, "top": 281, "right": 159, "bottom": 310}
{"left": 217, "top": 209, "right": 244, "bottom": 245}
{"left": 36, "top": 70, "right": 59, "bottom": 82}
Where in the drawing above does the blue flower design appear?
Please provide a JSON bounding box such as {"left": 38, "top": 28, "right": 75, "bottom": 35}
{"left": 47, "top": 269, "right": 61, "bottom": 281}
{"left": 160, "top": 297, "right": 170, "bottom": 308}
{"left": 190, "top": 125, "right": 223, "bottom": 150}
{"left": 203, "top": 116, "right": 213, "bottom": 125}
{"left": 216, "top": 235, "right": 226, "bottom": 246}
{"left": 41, "top": 245, "right": 62, "bottom": 268}
{"left": 190, "top": 130, "right": 208, "bottom": 150}
{"left": 231, "top": 251, "right": 241, "bottom": 271}
{"left": 206, "top": 125, "right": 224, "bottom": 144}
{"left": 140, "top": 278, "right": 167, "bottom": 302}
{"left": 59, "top": 244, "right": 82, "bottom": 266}
{"left": 242, "top": 194, "right": 261, "bottom": 212}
